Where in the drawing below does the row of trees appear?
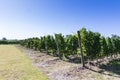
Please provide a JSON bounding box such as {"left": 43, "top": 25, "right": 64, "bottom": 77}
{"left": 20, "top": 28, "right": 120, "bottom": 64}
{"left": 20, "top": 34, "right": 78, "bottom": 59}
{"left": 80, "top": 28, "right": 120, "bottom": 60}
{"left": 0, "top": 38, "right": 19, "bottom": 44}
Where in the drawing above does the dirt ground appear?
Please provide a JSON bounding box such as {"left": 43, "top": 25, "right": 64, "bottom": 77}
{"left": 17, "top": 45, "right": 120, "bottom": 80}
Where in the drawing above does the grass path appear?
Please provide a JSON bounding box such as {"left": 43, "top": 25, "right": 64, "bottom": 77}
{"left": 0, "top": 45, "right": 48, "bottom": 80}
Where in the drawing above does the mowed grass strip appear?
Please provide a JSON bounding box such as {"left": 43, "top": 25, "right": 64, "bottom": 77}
{"left": 0, "top": 45, "right": 48, "bottom": 80}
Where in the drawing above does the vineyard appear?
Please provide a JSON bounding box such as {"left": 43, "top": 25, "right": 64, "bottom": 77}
{"left": 0, "top": 28, "right": 120, "bottom": 80}
{"left": 20, "top": 28, "right": 120, "bottom": 66}
{"left": 1, "top": 0, "right": 120, "bottom": 79}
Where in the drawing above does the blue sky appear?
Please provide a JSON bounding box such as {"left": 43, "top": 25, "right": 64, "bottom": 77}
{"left": 0, "top": 0, "right": 120, "bottom": 39}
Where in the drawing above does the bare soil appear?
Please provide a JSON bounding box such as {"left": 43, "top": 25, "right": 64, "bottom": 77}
{"left": 17, "top": 45, "right": 120, "bottom": 80}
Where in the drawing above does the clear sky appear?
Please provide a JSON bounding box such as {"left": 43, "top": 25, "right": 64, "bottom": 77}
{"left": 0, "top": 0, "right": 120, "bottom": 39}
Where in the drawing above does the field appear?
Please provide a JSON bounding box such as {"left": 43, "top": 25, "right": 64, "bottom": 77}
{"left": 0, "top": 45, "right": 48, "bottom": 80}
{"left": 0, "top": 45, "right": 120, "bottom": 80}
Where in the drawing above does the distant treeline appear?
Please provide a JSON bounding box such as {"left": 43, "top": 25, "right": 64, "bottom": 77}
{"left": 0, "top": 40, "right": 19, "bottom": 44}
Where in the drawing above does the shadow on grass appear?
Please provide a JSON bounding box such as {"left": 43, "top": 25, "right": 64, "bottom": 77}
{"left": 85, "top": 58, "right": 120, "bottom": 78}
{"left": 65, "top": 55, "right": 88, "bottom": 64}
{"left": 99, "top": 59, "right": 120, "bottom": 75}
{"left": 67, "top": 56, "right": 81, "bottom": 63}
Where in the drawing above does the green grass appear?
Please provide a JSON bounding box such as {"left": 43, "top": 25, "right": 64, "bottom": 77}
{"left": 0, "top": 45, "right": 48, "bottom": 80}
{"left": 108, "top": 59, "right": 120, "bottom": 74}
{"left": 100, "top": 58, "right": 120, "bottom": 75}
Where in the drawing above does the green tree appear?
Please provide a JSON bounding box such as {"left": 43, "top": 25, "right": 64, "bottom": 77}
{"left": 65, "top": 34, "right": 78, "bottom": 57}
{"left": 106, "top": 37, "right": 114, "bottom": 57}
{"left": 45, "top": 35, "right": 56, "bottom": 55}
{"left": 80, "top": 28, "right": 101, "bottom": 60}
{"left": 93, "top": 32, "right": 101, "bottom": 58}
{"left": 33, "top": 37, "right": 39, "bottom": 50}
{"left": 100, "top": 36, "right": 108, "bottom": 57}
{"left": 2, "top": 37, "right": 7, "bottom": 40}
{"left": 111, "top": 35, "right": 120, "bottom": 56}
{"left": 55, "top": 33, "right": 65, "bottom": 59}
{"left": 38, "top": 36, "right": 45, "bottom": 52}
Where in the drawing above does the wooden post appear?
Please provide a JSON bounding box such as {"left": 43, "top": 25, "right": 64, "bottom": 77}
{"left": 44, "top": 37, "right": 48, "bottom": 53}
{"left": 77, "top": 31, "right": 85, "bottom": 67}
